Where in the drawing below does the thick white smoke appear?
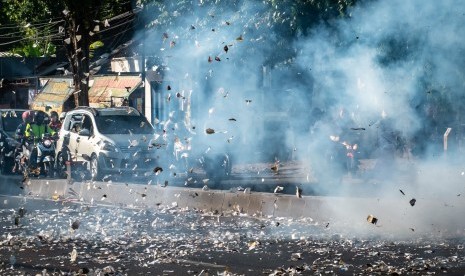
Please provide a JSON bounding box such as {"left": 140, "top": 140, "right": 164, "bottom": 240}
{"left": 139, "top": 0, "right": 465, "bottom": 208}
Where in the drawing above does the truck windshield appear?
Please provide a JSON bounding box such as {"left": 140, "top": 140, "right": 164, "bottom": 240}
{"left": 95, "top": 115, "right": 154, "bottom": 134}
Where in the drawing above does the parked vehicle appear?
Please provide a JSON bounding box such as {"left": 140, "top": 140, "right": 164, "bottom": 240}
{"left": 0, "top": 129, "right": 21, "bottom": 175}
{"left": 55, "top": 106, "right": 160, "bottom": 180}
{"left": 0, "top": 109, "right": 29, "bottom": 175}
{"left": 13, "top": 138, "right": 30, "bottom": 177}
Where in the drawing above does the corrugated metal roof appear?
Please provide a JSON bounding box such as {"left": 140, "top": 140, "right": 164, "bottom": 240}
{"left": 31, "top": 78, "right": 74, "bottom": 109}
{"left": 88, "top": 75, "right": 142, "bottom": 106}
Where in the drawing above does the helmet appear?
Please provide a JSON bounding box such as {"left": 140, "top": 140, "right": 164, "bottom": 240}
{"left": 34, "top": 110, "right": 45, "bottom": 125}
{"left": 22, "top": 111, "right": 32, "bottom": 123}
{"left": 50, "top": 111, "right": 59, "bottom": 119}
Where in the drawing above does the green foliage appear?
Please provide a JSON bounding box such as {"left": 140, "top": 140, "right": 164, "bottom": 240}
{"left": 0, "top": 0, "right": 132, "bottom": 57}
{"left": 0, "top": 0, "right": 65, "bottom": 57}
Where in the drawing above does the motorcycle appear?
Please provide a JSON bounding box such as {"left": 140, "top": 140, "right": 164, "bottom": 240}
{"left": 31, "top": 133, "right": 57, "bottom": 177}
{"left": 13, "top": 139, "right": 30, "bottom": 176}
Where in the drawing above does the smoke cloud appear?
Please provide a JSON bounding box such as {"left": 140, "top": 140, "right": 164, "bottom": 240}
{"left": 137, "top": 0, "right": 465, "bottom": 236}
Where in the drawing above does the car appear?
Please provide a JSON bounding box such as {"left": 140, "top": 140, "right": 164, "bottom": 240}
{"left": 0, "top": 109, "right": 29, "bottom": 175}
{"left": 55, "top": 106, "right": 162, "bottom": 180}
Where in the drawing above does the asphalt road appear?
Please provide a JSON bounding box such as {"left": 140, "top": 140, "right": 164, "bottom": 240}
{"left": 1, "top": 195, "right": 465, "bottom": 275}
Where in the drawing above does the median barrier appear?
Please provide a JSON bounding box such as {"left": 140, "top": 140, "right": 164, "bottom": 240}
{"left": 19, "top": 178, "right": 327, "bottom": 219}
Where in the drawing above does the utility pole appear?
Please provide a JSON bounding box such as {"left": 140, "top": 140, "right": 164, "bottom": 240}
{"left": 63, "top": 8, "right": 90, "bottom": 107}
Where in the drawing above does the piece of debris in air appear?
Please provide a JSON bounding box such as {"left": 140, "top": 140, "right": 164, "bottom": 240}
{"left": 350, "top": 127, "right": 366, "bottom": 131}
{"left": 367, "top": 214, "right": 378, "bottom": 225}
{"left": 271, "top": 162, "right": 279, "bottom": 173}
{"left": 153, "top": 167, "right": 163, "bottom": 175}
{"left": 206, "top": 128, "right": 215, "bottom": 134}
{"left": 274, "top": 186, "right": 284, "bottom": 194}
{"left": 71, "top": 220, "right": 80, "bottom": 230}
{"left": 409, "top": 198, "right": 416, "bottom": 206}
{"left": 400, "top": 189, "right": 405, "bottom": 195}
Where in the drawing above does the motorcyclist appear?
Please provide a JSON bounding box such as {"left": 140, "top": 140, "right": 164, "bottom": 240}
{"left": 12, "top": 111, "right": 33, "bottom": 173}
{"left": 25, "top": 111, "right": 56, "bottom": 172}
{"left": 49, "top": 111, "right": 62, "bottom": 132}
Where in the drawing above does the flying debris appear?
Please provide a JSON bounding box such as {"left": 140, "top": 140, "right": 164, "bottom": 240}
{"left": 167, "top": 85, "right": 171, "bottom": 90}
{"left": 274, "top": 186, "right": 284, "bottom": 194}
{"left": 206, "top": 128, "right": 215, "bottom": 134}
{"left": 71, "top": 220, "right": 80, "bottom": 230}
{"left": 190, "top": 25, "right": 195, "bottom": 30}
{"left": 271, "top": 162, "right": 279, "bottom": 173}
{"left": 410, "top": 198, "right": 416, "bottom": 206}
{"left": 208, "top": 56, "right": 213, "bottom": 63}
{"left": 367, "top": 214, "right": 378, "bottom": 225}
{"left": 163, "top": 32, "right": 169, "bottom": 40}
{"left": 236, "top": 34, "right": 244, "bottom": 41}
{"left": 215, "top": 56, "right": 221, "bottom": 61}
{"left": 224, "top": 45, "right": 229, "bottom": 53}
{"left": 400, "top": 189, "right": 405, "bottom": 195}
{"left": 229, "top": 118, "right": 237, "bottom": 121}
{"left": 101, "top": 194, "right": 107, "bottom": 200}
{"left": 245, "top": 99, "right": 252, "bottom": 104}
{"left": 350, "top": 127, "right": 366, "bottom": 131}
{"left": 153, "top": 167, "right": 163, "bottom": 175}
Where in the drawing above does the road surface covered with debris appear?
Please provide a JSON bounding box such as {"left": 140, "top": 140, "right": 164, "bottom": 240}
{"left": 1, "top": 194, "right": 465, "bottom": 275}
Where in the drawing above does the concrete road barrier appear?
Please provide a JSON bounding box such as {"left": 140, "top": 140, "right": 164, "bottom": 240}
{"left": 3, "top": 176, "right": 465, "bottom": 237}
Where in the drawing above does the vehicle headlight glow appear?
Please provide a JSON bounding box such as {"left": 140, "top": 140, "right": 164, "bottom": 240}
{"left": 43, "top": 139, "right": 52, "bottom": 147}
